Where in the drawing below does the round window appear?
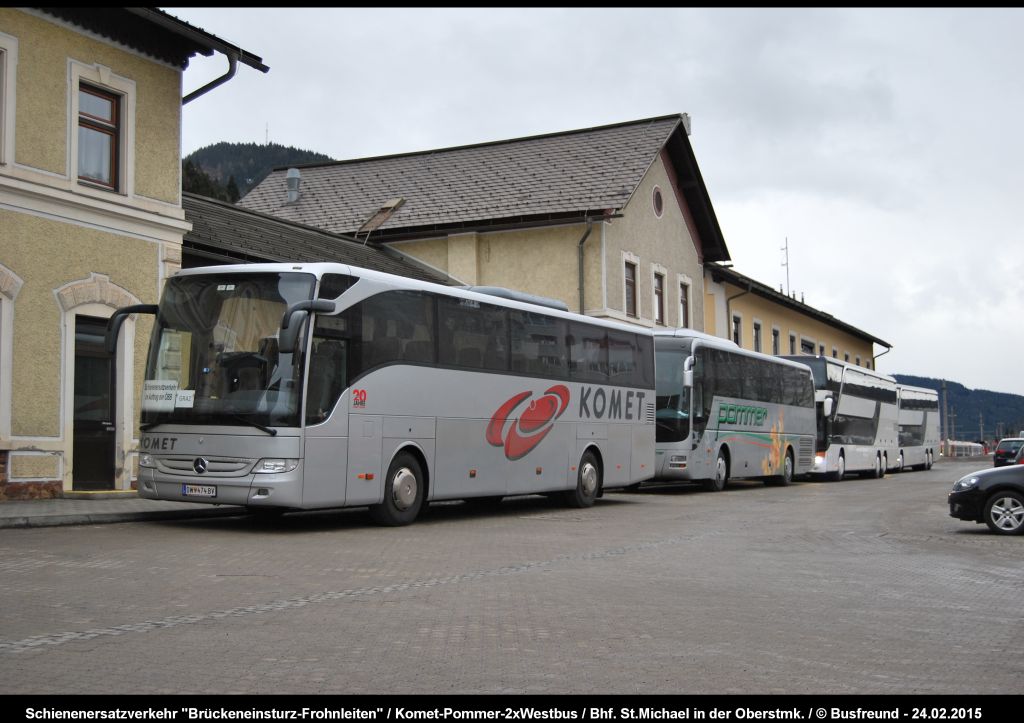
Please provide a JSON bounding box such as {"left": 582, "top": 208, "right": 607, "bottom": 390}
{"left": 653, "top": 186, "right": 664, "bottom": 217}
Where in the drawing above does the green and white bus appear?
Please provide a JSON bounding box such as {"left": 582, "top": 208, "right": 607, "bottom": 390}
{"left": 654, "top": 329, "right": 817, "bottom": 491}
{"left": 107, "top": 262, "right": 655, "bottom": 526}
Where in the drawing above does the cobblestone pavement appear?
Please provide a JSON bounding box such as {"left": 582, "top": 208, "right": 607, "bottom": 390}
{"left": 0, "top": 458, "right": 1019, "bottom": 695}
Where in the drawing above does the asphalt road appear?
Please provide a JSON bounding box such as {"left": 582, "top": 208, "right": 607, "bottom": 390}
{"left": 0, "top": 457, "right": 1019, "bottom": 695}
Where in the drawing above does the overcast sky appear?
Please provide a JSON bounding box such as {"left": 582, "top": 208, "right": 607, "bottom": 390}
{"left": 166, "top": 7, "right": 1024, "bottom": 399}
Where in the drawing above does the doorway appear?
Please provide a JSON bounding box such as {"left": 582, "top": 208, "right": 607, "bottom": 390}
{"left": 73, "top": 315, "right": 116, "bottom": 490}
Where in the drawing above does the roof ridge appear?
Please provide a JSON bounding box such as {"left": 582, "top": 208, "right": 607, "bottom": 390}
{"left": 266, "top": 114, "right": 686, "bottom": 174}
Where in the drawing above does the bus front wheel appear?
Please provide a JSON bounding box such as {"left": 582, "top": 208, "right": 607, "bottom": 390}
{"left": 704, "top": 450, "right": 729, "bottom": 492}
{"left": 369, "top": 451, "right": 425, "bottom": 526}
{"left": 564, "top": 450, "right": 600, "bottom": 508}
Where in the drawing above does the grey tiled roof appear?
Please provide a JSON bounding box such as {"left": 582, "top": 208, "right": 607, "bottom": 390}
{"left": 182, "top": 193, "right": 451, "bottom": 284}
{"left": 239, "top": 116, "right": 684, "bottom": 237}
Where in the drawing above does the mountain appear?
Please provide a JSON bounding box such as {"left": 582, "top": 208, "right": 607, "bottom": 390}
{"left": 184, "top": 141, "right": 335, "bottom": 199}
{"left": 893, "top": 374, "right": 1024, "bottom": 442}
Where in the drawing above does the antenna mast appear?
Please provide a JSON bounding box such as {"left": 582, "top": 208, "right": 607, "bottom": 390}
{"left": 781, "top": 237, "right": 791, "bottom": 296}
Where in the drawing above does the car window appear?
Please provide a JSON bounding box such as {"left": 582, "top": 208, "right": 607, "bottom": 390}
{"left": 996, "top": 439, "right": 1024, "bottom": 452}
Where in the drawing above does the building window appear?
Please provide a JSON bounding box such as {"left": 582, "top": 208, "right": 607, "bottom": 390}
{"left": 653, "top": 273, "right": 665, "bottom": 325}
{"left": 789, "top": 333, "right": 797, "bottom": 355}
{"left": 652, "top": 186, "right": 664, "bottom": 218}
{"left": 832, "top": 346, "right": 838, "bottom": 358}
{"left": 732, "top": 315, "right": 742, "bottom": 346}
{"left": 78, "top": 84, "right": 120, "bottom": 189}
{"left": 0, "top": 33, "right": 17, "bottom": 167}
{"left": 818, "top": 343, "right": 825, "bottom": 356}
{"left": 801, "top": 338, "right": 815, "bottom": 355}
{"left": 772, "top": 328, "right": 780, "bottom": 356}
{"left": 855, "top": 356, "right": 862, "bottom": 366}
{"left": 753, "top": 322, "right": 762, "bottom": 353}
{"left": 624, "top": 261, "right": 637, "bottom": 318}
{"left": 866, "top": 360, "right": 872, "bottom": 370}
{"left": 844, "top": 352, "right": 850, "bottom": 362}
{"left": 679, "top": 282, "right": 690, "bottom": 328}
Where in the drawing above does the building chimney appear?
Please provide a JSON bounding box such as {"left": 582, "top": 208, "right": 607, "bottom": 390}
{"left": 285, "top": 167, "right": 301, "bottom": 204}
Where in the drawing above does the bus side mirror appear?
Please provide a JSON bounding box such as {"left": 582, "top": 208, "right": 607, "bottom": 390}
{"left": 279, "top": 300, "right": 335, "bottom": 354}
{"left": 823, "top": 398, "right": 834, "bottom": 417}
{"left": 682, "top": 354, "right": 695, "bottom": 388}
{"left": 105, "top": 304, "right": 158, "bottom": 355}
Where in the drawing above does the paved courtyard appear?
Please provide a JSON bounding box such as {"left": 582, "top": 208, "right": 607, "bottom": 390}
{"left": 0, "top": 457, "right": 1019, "bottom": 695}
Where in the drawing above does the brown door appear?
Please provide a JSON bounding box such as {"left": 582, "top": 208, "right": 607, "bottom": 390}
{"left": 73, "top": 315, "right": 116, "bottom": 490}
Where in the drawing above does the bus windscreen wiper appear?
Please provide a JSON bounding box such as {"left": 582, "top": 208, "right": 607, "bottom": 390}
{"left": 228, "top": 415, "right": 277, "bottom": 436}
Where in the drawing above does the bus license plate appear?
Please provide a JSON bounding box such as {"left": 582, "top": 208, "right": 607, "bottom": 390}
{"left": 182, "top": 483, "right": 216, "bottom": 498}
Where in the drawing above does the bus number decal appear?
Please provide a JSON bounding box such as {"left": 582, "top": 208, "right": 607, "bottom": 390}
{"left": 353, "top": 389, "right": 368, "bottom": 409}
{"left": 487, "top": 385, "right": 570, "bottom": 460}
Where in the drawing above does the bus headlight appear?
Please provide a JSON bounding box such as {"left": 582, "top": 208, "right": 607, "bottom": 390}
{"left": 255, "top": 459, "right": 299, "bottom": 474}
{"left": 814, "top": 455, "right": 825, "bottom": 465}
{"left": 139, "top": 453, "right": 156, "bottom": 468}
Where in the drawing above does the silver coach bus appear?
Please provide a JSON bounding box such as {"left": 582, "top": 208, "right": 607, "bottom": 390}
{"left": 107, "top": 262, "right": 655, "bottom": 525}
{"left": 895, "top": 384, "right": 939, "bottom": 472}
{"left": 781, "top": 355, "right": 899, "bottom": 480}
{"left": 654, "top": 329, "right": 817, "bottom": 491}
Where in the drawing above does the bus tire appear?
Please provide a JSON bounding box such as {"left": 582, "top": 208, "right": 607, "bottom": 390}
{"left": 926, "top": 451, "right": 934, "bottom": 470}
{"left": 369, "top": 451, "right": 425, "bottom": 527}
{"left": 896, "top": 452, "right": 905, "bottom": 473}
{"left": 564, "top": 450, "right": 600, "bottom": 508}
{"left": 828, "top": 453, "right": 845, "bottom": 482}
{"left": 704, "top": 449, "right": 729, "bottom": 492}
{"left": 765, "top": 449, "right": 794, "bottom": 487}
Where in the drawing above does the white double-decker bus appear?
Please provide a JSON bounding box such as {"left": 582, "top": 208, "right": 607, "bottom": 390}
{"left": 781, "top": 355, "right": 899, "bottom": 480}
{"left": 895, "top": 384, "right": 940, "bottom": 472}
{"left": 654, "top": 329, "right": 817, "bottom": 491}
{"left": 107, "top": 262, "right": 655, "bottom": 525}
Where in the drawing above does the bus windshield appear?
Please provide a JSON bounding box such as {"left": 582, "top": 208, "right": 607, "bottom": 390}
{"left": 141, "top": 272, "right": 317, "bottom": 429}
{"left": 655, "top": 346, "right": 690, "bottom": 443}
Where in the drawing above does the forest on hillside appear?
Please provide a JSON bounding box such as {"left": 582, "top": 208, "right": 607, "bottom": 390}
{"left": 183, "top": 141, "right": 334, "bottom": 200}
{"left": 893, "top": 374, "right": 1024, "bottom": 442}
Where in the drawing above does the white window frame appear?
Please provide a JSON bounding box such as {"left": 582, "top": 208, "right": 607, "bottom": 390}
{"left": 731, "top": 313, "right": 743, "bottom": 347}
{"left": 771, "top": 325, "right": 781, "bottom": 356}
{"left": 752, "top": 318, "right": 763, "bottom": 353}
{"left": 651, "top": 263, "right": 667, "bottom": 327}
{"left": 789, "top": 332, "right": 797, "bottom": 356}
{"left": 68, "top": 61, "right": 135, "bottom": 197}
{"left": 800, "top": 336, "right": 817, "bottom": 355}
{"left": 0, "top": 31, "right": 18, "bottom": 167}
{"left": 622, "top": 251, "right": 640, "bottom": 319}
{"left": 0, "top": 263, "right": 24, "bottom": 443}
{"left": 677, "top": 273, "right": 692, "bottom": 329}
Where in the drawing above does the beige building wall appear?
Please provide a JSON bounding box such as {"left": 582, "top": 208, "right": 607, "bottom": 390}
{"left": 392, "top": 224, "right": 586, "bottom": 310}
{"left": 2, "top": 9, "right": 183, "bottom": 205}
{"left": 706, "top": 274, "right": 876, "bottom": 366}
{"left": 1, "top": 210, "right": 158, "bottom": 491}
{"left": 0, "top": 8, "right": 190, "bottom": 497}
{"left": 601, "top": 153, "right": 704, "bottom": 330}
{"left": 389, "top": 154, "right": 707, "bottom": 334}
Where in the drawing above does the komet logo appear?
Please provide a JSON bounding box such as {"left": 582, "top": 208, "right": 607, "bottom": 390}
{"left": 487, "top": 385, "right": 570, "bottom": 460}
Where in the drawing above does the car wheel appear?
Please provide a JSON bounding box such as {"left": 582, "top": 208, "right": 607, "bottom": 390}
{"left": 704, "top": 450, "right": 729, "bottom": 492}
{"left": 564, "top": 450, "right": 600, "bottom": 508}
{"left": 983, "top": 491, "right": 1024, "bottom": 535}
{"left": 369, "top": 451, "right": 425, "bottom": 526}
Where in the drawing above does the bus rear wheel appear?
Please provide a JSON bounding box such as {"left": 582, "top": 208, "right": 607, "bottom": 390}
{"left": 369, "top": 451, "right": 425, "bottom": 526}
{"left": 765, "top": 449, "right": 794, "bottom": 487}
{"left": 828, "top": 454, "right": 845, "bottom": 482}
{"left": 564, "top": 450, "right": 600, "bottom": 508}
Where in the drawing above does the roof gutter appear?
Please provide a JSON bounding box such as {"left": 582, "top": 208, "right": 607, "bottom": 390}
{"left": 183, "top": 52, "right": 237, "bottom": 105}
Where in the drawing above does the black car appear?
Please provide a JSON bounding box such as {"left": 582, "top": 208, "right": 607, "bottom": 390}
{"left": 992, "top": 437, "right": 1024, "bottom": 467}
{"left": 949, "top": 465, "right": 1024, "bottom": 535}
